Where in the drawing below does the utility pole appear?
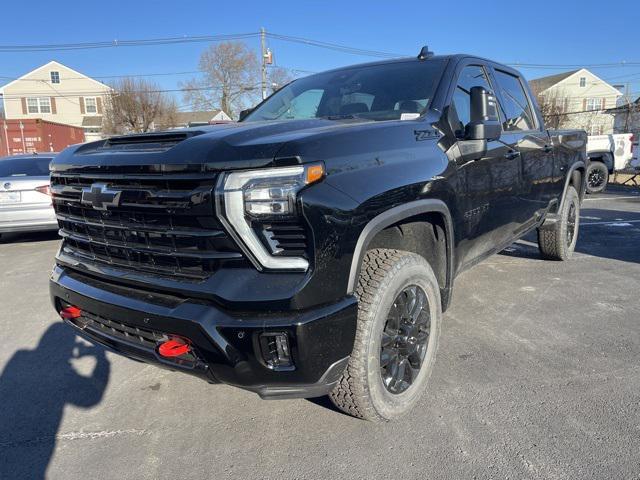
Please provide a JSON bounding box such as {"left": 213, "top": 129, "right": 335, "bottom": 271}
{"left": 260, "top": 27, "right": 267, "bottom": 100}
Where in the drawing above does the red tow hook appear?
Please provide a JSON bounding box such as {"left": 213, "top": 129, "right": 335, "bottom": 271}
{"left": 59, "top": 306, "right": 82, "bottom": 319}
{"left": 158, "top": 338, "right": 191, "bottom": 358}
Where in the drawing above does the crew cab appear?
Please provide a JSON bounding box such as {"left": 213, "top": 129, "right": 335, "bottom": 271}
{"left": 49, "top": 49, "right": 587, "bottom": 421}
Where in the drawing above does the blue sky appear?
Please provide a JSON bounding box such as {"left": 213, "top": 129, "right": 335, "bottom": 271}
{"left": 2, "top": 0, "right": 640, "bottom": 107}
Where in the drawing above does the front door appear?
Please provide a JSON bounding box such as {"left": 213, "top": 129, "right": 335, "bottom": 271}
{"left": 448, "top": 64, "right": 523, "bottom": 267}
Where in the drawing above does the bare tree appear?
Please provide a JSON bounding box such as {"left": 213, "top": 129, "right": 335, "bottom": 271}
{"left": 103, "top": 77, "right": 178, "bottom": 135}
{"left": 530, "top": 85, "right": 565, "bottom": 130}
{"left": 268, "top": 67, "right": 294, "bottom": 94}
{"left": 181, "top": 41, "right": 259, "bottom": 119}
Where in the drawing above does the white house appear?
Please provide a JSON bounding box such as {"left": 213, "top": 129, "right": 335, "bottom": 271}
{"left": 529, "top": 68, "right": 622, "bottom": 135}
{"left": 0, "top": 61, "right": 111, "bottom": 142}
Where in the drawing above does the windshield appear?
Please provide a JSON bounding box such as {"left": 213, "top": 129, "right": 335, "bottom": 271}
{"left": 0, "top": 157, "right": 52, "bottom": 177}
{"left": 244, "top": 59, "right": 446, "bottom": 122}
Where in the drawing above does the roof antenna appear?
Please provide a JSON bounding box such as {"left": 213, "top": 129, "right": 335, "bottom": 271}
{"left": 417, "top": 46, "right": 434, "bottom": 60}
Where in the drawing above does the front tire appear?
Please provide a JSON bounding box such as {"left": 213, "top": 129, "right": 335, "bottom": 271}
{"left": 329, "top": 249, "right": 441, "bottom": 421}
{"left": 586, "top": 161, "right": 609, "bottom": 194}
{"left": 537, "top": 185, "right": 580, "bottom": 260}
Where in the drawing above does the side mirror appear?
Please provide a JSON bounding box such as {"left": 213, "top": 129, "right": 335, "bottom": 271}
{"left": 465, "top": 86, "right": 501, "bottom": 141}
{"left": 239, "top": 108, "right": 254, "bottom": 122}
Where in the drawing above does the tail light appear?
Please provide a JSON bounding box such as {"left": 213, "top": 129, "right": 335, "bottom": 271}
{"left": 35, "top": 185, "right": 51, "bottom": 196}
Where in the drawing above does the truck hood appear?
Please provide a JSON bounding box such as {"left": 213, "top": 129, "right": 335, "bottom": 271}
{"left": 51, "top": 119, "right": 377, "bottom": 173}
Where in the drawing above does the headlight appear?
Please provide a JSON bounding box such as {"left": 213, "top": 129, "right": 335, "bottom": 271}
{"left": 216, "top": 163, "right": 324, "bottom": 271}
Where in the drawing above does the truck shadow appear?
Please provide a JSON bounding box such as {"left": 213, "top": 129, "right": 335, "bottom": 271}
{"left": 0, "top": 323, "right": 110, "bottom": 480}
{"left": 498, "top": 208, "right": 640, "bottom": 264}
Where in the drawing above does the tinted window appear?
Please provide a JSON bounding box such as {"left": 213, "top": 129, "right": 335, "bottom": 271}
{"left": 0, "top": 157, "right": 52, "bottom": 177}
{"left": 245, "top": 60, "right": 446, "bottom": 122}
{"left": 494, "top": 70, "right": 536, "bottom": 131}
{"left": 451, "top": 65, "right": 493, "bottom": 136}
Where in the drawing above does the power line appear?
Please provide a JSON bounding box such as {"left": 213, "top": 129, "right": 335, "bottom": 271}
{"left": 0, "top": 70, "right": 201, "bottom": 83}
{"left": 0, "top": 33, "right": 260, "bottom": 52}
{"left": 266, "top": 32, "right": 405, "bottom": 58}
{"left": 0, "top": 85, "right": 261, "bottom": 100}
{"left": 511, "top": 62, "right": 640, "bottom": 69}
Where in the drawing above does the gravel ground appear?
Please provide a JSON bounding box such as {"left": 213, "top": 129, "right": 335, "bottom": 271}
{"left": 1, "top": 188, "right": 639, "bottom": 480}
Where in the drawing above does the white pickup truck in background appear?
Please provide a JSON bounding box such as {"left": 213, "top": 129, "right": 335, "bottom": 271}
{"left": 585, "top": 133, "right": 635, "bottom": 193}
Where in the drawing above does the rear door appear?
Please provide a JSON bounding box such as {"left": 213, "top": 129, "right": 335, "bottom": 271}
{"left": 489, "top": 68, "right": 556, "bottom": 231}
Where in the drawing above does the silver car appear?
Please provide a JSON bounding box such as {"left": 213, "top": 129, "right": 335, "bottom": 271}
{"left": 0, "top": 154, "right": 57, "bottom": 237}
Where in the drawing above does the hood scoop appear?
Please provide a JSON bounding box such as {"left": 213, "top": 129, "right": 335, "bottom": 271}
{"left": 79, "top": 131, "right": 206, "bottom": 154}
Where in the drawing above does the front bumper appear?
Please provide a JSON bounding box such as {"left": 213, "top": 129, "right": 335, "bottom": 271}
{"left": 50, "top": 265, "right": 357, "bottom": 399}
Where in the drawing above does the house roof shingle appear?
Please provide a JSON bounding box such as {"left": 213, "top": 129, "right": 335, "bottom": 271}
{"left": 528, "top": 70, "right": 579, "bottom": 94}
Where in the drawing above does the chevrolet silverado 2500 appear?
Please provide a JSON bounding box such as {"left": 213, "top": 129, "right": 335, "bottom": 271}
{"left": 50, "top": 49, "right": 587, "bottom": 421}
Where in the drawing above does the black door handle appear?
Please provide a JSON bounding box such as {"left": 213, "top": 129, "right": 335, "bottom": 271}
{"left": 504, "top": 150, "right": 520, "bottom": 160}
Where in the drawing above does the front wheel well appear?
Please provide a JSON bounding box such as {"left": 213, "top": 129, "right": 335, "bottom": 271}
{"left": 366, "top": 212, "right": 449, "bottom": 308}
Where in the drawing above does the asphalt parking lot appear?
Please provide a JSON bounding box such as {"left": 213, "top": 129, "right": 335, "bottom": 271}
{"left": 1, "top": 188, "right": 639, "bottom": 480}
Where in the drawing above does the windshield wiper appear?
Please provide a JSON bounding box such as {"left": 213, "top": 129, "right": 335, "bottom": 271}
{"left": 321, "top": 114, "right": 361, "bottom": 120}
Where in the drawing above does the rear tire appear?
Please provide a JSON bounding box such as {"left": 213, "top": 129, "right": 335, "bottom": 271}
{"left": 329, "top": 248, "right": 441, "bottom": 421}
{"left": 585, "top": 161, "right": 609, "bottom": 194}
{"left": 537, "top": 185, "right": 580, "bottom": 261}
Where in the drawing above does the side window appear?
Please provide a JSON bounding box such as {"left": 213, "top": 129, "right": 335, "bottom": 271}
{"left": 451, "top": 65, "right": 493, "bottom": 136}
{"left": 494, "top": 70, "right": 536, "bottom": 131}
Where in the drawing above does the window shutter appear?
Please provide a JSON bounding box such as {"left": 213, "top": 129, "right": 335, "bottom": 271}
{"left": 79, "top": 97, "right": 85, "bottom": 114}
{"left": 50, "top": 97, "right": 57, "bottom": 114}
{"left": 21, "top": 98, "right": 27, "bottom": 114}
{"left": 97, "top": 97, "right": 103, "bottom": 114}
{"left": 583, "top": 99, "right": 587, "bottom": 111}
{"left": 601, "top": 98, "right": 606, "bottom": 109}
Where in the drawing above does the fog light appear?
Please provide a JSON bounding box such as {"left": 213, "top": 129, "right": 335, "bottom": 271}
{"left": 259, "top": 332, "right": 294, "bottom": 370}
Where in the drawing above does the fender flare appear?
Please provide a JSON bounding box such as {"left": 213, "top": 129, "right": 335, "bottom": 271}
{"left": 559, "top": 160, "right": 586, "bottom": 212}
{"left": 346, "top": 199, "right": 455, "bottom": 304}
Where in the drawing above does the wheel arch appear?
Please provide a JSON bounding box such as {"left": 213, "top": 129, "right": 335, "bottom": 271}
{"left": 560, "top": 160, "right": 586, "bottom": 209}
{"left": 347, "top": 200, "right": 455, "bottom": 311}
{"left": 587, "top": 151, "right": 614, "bottom": 173}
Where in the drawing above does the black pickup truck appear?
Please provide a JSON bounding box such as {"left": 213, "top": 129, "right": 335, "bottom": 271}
{"left": 49, "top": 49, "right": 587, "bottom": 421}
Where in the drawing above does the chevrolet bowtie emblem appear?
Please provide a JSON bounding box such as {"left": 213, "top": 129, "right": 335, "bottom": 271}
{"left": 81, "top": 183, "right": 122, "bottom": 210}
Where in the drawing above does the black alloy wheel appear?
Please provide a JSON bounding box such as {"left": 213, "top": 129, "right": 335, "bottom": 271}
{"left": 566, "top": 202, "right": 577, "bottom": 247}
{"left": 588, "top": 168, "right": 606, "bottom": 191}
{"left": 380, "top": 285, "right": 431, "bottom": 394}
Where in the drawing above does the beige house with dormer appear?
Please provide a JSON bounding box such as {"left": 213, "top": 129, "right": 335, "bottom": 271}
{"left": 530, "top": 68, "right": 623, "bottom": 135}
{"left": 0, "top": 61, "right": 111, "bottom": 142}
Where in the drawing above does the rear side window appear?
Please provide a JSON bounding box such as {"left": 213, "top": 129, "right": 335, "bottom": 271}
{"left": 0, "top": 157, "right": 52, "bottom": 177}
{"left": 450, "top": 65, "right": 493, "bottom": 136}
{"left": 494, "top": 70, "right": 536, "bottom": 131}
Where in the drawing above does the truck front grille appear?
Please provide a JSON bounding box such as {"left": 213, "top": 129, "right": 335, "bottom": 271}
{"left": 51, "top": 172, "right": 243, "bottom": 280}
